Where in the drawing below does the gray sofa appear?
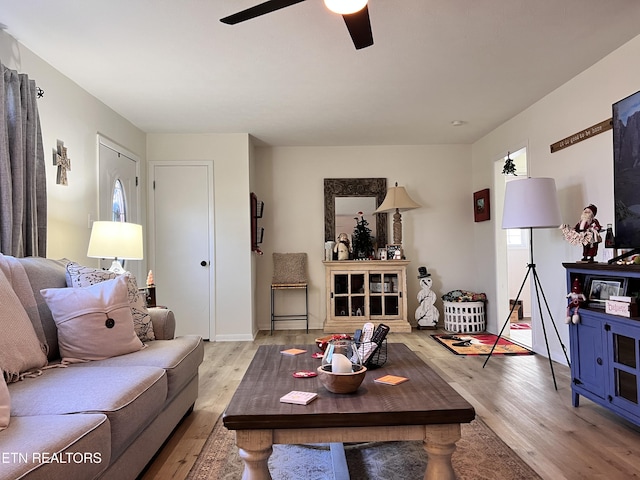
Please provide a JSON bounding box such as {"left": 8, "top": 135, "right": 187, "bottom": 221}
{"left": 0, "top": 256, "right": 204, "bottom": 480}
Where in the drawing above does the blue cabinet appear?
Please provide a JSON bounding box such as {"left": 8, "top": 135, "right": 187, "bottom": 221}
{"left": 564, "top": 263, "right": 640, "bottom": 426}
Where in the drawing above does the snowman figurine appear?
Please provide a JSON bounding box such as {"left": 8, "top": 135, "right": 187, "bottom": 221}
{"left": 416, "top": 266, "right": 439, "bottom": 328}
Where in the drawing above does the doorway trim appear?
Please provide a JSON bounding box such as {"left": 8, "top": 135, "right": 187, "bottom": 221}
{"left": 96, "top": 133, "right": 143, "bottom": 280}
{"left": 493, "top": 144, "right": 531, "bottom": 345}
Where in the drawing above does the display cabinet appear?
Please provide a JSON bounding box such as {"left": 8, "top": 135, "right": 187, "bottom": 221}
{"left": 564, "top": 263, "right": 640, "bottom": 426}
{"left": 324, "top": 260, "right": 411, "bottom": 333}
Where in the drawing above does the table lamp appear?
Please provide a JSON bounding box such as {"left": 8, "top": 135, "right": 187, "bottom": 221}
{"left": 87, "top": 221, "right": 143, "bottom": 274}
{"left": 374, "top": 182, "right": 420, "bottom": 250}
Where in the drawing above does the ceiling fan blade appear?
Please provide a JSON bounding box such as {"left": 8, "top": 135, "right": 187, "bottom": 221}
{"left": 220, "top": 0, "right": 307, "bottom": 25}
{"left": 342, "top": 5, "right": 373, "bottom": 49}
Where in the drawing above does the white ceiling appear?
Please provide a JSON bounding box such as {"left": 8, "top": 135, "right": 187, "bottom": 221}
{"left": 1, "top": 0, "right": 639, "bottom": 146}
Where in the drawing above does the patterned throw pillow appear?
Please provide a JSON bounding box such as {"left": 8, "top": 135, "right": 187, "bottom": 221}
{"left": 65, "top": 262, "right": 155, "bottom": 342}
{"left": 40, "top": 276, "right": 144, "bottom": 362}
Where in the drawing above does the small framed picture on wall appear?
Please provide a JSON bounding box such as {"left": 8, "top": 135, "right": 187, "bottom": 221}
{"left": 473, "top": 188, "right": 490, "bottom": 222}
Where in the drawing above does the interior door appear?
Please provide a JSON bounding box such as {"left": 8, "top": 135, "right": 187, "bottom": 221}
{"left": 98, "top": 136, "right": 141, "bottom": 281}
{"left": 150, "top": 162, "right": 214, "bottom": 339}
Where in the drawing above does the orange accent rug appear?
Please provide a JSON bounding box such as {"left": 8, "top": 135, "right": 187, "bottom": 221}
{"left": 431, "top": 333, "right": 534, "bottom": 356}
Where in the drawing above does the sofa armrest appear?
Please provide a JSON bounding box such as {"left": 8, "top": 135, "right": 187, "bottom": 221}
{"left": 148, "top": 308, "right": 176, "bottom": 340}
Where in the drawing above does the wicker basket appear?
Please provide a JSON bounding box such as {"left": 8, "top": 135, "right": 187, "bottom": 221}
{"left": 443, "top": 301, "right": 486, "bottom": 333}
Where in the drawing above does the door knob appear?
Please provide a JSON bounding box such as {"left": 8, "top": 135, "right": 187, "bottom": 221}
{"left": 200, "top": 261, "right": 208, "bottom": 267}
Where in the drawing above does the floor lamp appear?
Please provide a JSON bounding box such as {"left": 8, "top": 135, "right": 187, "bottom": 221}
{"left": 482, "top": 177, "right": 570, "bottom": 390}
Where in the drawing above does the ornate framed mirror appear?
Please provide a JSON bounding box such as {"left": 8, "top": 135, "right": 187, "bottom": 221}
{"left": 324, "top": 178, "right": 387, "bottom": 247}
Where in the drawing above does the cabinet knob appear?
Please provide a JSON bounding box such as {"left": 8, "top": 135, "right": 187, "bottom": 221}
{"left": 200, "top": 260, "right": 208, "bottom": 267}
{"left": 596, "top": 357, "right": 603, "bottom": 365}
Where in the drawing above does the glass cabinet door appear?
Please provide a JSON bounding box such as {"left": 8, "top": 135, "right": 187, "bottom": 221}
{"left": 369, "top": 271, "right": 400, "bottom": 318}
{"left": 333, "top": 272, "right": 366, "bottom": 317}
{"left": 609, "top": 324, "right": 640, "bottom": 413}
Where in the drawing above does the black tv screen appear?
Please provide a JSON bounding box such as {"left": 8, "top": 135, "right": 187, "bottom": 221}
{"left": 612, "top": 89, "right": 640, "bottom": 249}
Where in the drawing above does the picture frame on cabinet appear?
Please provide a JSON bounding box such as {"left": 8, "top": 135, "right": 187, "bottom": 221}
{"left": 386, "top": 244, "right": 402, "bottom": 260}
{"left": 585, "top": 275, "right": 627, "bottom": 307}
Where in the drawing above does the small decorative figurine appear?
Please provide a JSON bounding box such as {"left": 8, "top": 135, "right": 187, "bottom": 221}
{"left": 566, "top": 277, "right": 586, "bottom": 324}
{"left": 145, "top": 270, "right": 156, "bottom": 308}
{"left": 561, "top": 204, "right": 602, "bottom": 262}
{"left": 416, "top": 266, "right": 439, "bottom": 328}
{"left": 334, "top": 232, "right": 351, "bottom": 260}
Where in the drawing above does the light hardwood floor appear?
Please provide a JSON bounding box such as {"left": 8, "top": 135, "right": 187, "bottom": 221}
{"left": 142, "top": 329, "right": 640, "bottom": 480}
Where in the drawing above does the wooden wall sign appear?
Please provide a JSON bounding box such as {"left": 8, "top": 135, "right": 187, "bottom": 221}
{"left": 550, "top": 118, "right": 612, "bottom": 153}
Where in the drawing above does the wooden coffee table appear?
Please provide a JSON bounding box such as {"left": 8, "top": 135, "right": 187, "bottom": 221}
{"left": 223, "top": 343, "right": 475, "bottom": 480}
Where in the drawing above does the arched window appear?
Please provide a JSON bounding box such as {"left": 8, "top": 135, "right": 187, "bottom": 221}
{"left": 112, "top": 179, "right": 126, "bottom": 222}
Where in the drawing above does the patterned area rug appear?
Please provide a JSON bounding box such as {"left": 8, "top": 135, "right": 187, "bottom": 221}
{"left": 187, "top": 416, "right": 541, "bottom": 480}
{"left": 510, "top": 323, "right": 531, "bottom": 330}
{"left": 431, "top": 333, "right": 534, "bottom": 355}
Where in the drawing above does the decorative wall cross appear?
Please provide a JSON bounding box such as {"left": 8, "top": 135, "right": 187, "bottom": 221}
{"left": 54, "top": 141, "right": 71, "bottom": 185}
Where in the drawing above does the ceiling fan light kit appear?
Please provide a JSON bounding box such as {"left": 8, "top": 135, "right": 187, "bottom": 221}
{"left": 220, "top": 0, "right": 374, "bottom": 50}
{"left": 324, "top": 0, "right": 368, "bottom": 15}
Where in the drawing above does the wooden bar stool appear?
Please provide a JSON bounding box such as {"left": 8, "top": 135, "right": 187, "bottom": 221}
{"left": 270, "top": 253, "right": 308, "bottom": 334}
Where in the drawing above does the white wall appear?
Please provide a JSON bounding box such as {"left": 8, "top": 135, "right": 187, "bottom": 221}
{"left": 472, "top": 33, "right": 640, "bottom": 363}
{"left": 0, "top": 31, "right": 147, "bottom": 268}
{"left": 254, "top": 145, "right": 475, "bottom": 331}
{"left": 146, "top": 133, "right": 255, "bottom": 341}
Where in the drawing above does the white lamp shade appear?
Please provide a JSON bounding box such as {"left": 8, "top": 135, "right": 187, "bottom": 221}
{"left": 374, "top": 185, "right": 421, "bottom": 213}
{"left": 87, "top": 221, "right": 143, "bottom": 260}
{"left": 502, "top": 177, "right": 562, "bottom": 229}
{"left": 324, "top": 0, "right": 368, "bottom": 14}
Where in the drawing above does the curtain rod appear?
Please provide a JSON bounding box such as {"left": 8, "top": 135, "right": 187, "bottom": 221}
{"left": 37, "top": 87, "right": 44, "bottom": 98}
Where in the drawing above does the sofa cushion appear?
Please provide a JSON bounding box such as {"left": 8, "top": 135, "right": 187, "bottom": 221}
{"left": 70, "top": 335, "right": 203, "bottom": 402}
{"left": 0, "top": 413, "right": 110, "bottom": 480}
{"left": 0, "top": 374, "right": 8, "bottom": 431}
{"left": 8, "top": 365, "right": 167, "bottom": 461}
{"left": 0, "top": 265, "right": 48, "bottom": 383}
{"left": 40, "top": 276, "right": 144, "bottom": 363}
{"left": 17, "top": 256, "right": 70, "bottom": 361}
{"left": 66, "top": 262, "right": 155, "bottom": 342}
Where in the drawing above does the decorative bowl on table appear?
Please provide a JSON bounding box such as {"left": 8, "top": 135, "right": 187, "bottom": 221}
{"left": 316, "top": 364, "right": 367, "bottom": 394}
{"left": 317, "top": 337, "right": 366, "bottom": 393}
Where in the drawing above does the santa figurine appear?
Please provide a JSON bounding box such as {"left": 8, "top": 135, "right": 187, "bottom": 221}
{"left": 566, "top": 277, "right": 586, "bottom": 324}
{"left": 416, "top": 266, "right": 439, "bottom": 328}
{"left": 561, "top": 204, "right": 602, "bottom": 262}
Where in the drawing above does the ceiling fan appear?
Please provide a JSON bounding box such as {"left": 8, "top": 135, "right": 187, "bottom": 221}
{"left": 220, "top": 0, "right": 374, "bottom": 50}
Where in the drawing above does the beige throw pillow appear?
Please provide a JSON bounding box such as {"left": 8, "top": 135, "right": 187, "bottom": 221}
{"left": 0, "top": 373, "right": 10, "bottom": 431}
{"left": 65, "top": 262, "right": 155, "bottom": 341}
{"left": 40, "top": 276, "right": 144, "bottom": 363}
{"left": 0, "top": 268, "right": 48, "bottom": 383}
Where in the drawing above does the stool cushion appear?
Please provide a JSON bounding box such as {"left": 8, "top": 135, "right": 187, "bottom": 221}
{"left": 272, "top": 253, "right": 307, "bottom": 284}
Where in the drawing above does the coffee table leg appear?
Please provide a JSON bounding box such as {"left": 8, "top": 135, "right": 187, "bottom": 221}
{"left": 236, "top": 430, "right": 273, "bottom": 480}
{"left": 423, "top": 423, "right": 461, "bottom": 480}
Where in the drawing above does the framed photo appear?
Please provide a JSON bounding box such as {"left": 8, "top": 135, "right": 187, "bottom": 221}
{"left": 585, "top": 275, "right": 627, "bottom": 307}
{"left": 473, "top": 188, "right": 490, "bottom": 222}
{"left": 386, "top": 244, "right": 402, "bottom": 260}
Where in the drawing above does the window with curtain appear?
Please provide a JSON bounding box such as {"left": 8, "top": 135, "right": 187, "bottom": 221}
{"left": 0, "top": 63, "right": 47, "bottom": 257}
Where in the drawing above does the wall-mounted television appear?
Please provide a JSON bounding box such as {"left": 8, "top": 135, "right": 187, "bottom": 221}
{"left": 612, "top": 89, "right": 640, "bottom": 262}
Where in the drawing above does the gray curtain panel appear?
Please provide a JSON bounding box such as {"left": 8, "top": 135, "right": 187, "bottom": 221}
{"left": 0, "top": 63, "right": 47, "bottom": 257}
